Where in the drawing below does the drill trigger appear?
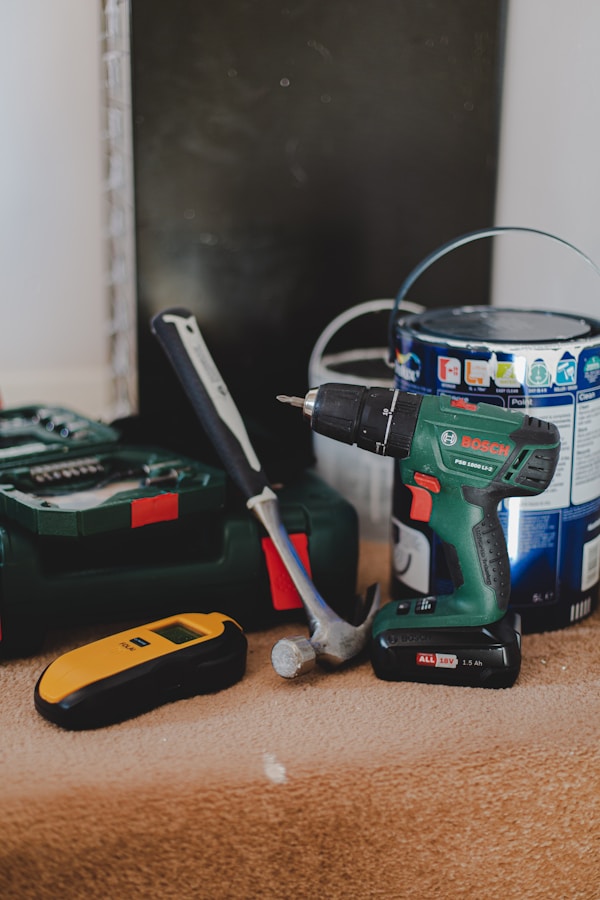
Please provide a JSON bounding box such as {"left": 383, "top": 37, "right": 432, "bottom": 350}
{"left": 407, "top": 473, "right": 441, "bottom": 522}
{"left": 406, "top": 485, "right": 432, "bottom": 522}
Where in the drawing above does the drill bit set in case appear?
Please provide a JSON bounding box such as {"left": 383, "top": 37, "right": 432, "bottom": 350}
{"left": 0, "top": 406, "right": 223, "bottom": 537}
{"left": 0, "top": 405, "right": 359, "bottom": 657}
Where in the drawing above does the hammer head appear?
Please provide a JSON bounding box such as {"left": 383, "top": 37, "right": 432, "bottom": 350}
{"left": 271, "top": 583, "right": 381, "bottom": 678}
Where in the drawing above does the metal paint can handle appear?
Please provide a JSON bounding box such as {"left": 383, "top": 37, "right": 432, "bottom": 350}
{"left": 388, "top": 226, "right": 600, "bottom": 360}
{"left": 309, "top": 298, "right": 423, "bottom": 388}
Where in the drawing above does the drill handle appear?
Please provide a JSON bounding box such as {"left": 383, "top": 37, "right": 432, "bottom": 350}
{"left": 428, "top": 487, "right": 511, "bottom": 620}
{"left": 464, "top": 489, "right": 512, "bottom": 613}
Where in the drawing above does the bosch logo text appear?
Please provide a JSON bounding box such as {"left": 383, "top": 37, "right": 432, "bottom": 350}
{"left": 461, "top": 436, "right": 511, "bottom": 456}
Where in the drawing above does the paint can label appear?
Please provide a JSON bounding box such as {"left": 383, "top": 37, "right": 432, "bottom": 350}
{"left": 393, "top": 319, "right": 600, "bottom": 632}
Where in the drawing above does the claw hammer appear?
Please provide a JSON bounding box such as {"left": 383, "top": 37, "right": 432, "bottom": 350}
{"left": 151, "top": 308, "right": 380, "bottom": 678}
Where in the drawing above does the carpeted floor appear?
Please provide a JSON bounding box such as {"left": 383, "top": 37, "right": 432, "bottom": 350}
{"left": 1, "top": 541, "right": 599, "bottom": 899}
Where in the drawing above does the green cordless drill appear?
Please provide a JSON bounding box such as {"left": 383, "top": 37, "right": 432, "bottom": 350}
{"left": 278, "top": 384, "right": 560, "bottom": 687}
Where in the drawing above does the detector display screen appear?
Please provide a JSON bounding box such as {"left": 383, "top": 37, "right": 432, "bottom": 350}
{"left": 151, "top": 622, "right": 202, "bottom": 644}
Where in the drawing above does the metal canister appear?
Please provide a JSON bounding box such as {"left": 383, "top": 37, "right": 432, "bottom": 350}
{"left": 391, "top": 229, "right": 600, "bottom": 632}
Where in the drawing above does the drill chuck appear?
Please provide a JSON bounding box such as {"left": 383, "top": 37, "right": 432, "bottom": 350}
{"left": 279, "top": 384, "right": 422, "bottom": 458}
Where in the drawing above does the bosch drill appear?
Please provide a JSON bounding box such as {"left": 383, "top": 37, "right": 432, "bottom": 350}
{"left": 279, "top": 384, "right": 560, "bottom": 687}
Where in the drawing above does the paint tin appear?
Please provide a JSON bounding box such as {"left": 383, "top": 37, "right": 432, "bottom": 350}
{"left": 390, "top": 228, "right": 600, "bottom": 632}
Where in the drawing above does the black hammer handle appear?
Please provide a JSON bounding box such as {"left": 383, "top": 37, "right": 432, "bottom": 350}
{"left": 151, "top": 307, "right": 271, "bottom": 502}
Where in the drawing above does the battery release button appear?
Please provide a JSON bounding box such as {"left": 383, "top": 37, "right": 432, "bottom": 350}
{"left": 415, "top": 597, "right": 437, "bottom": 614}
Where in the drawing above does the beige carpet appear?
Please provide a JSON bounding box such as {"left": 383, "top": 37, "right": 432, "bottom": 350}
{"left": 1, "top": 541, "right": 599, "bottom": 899}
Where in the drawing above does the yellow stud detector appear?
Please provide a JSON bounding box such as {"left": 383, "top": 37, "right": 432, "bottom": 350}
{"left": 34, "top": 612, "right": 247, "bottom": 730}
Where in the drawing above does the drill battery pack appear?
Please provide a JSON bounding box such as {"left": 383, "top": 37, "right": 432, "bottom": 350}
{"left": 0, "top": 405, "right": 359, "bottom": 658}
{"left": 370, "top": 610, "right": 522, "bottom": 688}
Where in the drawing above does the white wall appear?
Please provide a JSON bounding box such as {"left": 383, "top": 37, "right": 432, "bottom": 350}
{"left": 0, "top": 1, "right": 111, "bottom": 417}
{"left": 492, "top": 0, "right": 600, "bottom": 316}
{"left": 2, "top": 1, "right": 599, "bottom": 424}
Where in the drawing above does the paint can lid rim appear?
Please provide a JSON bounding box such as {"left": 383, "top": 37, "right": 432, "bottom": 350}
{"left": 396, "top": 306, "right": 598, "bottom": 344}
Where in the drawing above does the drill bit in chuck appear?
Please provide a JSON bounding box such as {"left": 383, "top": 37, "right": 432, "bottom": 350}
{"left": 276, "top": 390, "right": 318, "bottom": 420}
{"left": 276, "top": 395, "right": 304, "bottom": 408}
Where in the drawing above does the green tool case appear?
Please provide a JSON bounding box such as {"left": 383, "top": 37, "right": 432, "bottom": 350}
{"left": 0, "top": 405, "right": 359, "bottom": 657}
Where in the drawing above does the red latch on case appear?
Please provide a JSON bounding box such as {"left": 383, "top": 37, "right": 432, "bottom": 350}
{"left": 261, "top": 533, "right": 312, "bottom": 611}
{"left": 131, "top": 493, "right": 179, "bottom": 528}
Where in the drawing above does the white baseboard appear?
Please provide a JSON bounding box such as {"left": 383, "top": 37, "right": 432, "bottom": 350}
{"left": 0, "top": 364, "right": 115, "bottom": 421}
